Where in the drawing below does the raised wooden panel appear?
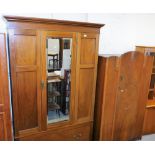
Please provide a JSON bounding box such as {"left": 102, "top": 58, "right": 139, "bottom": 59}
{"left": 113, "top": 52, "right": 144, "bottom": 140}
{"left": 76, "top": 33, "right": 99, "bottom": 123}
{"left": 16, "top": 72, "right": 38, "bottom": 131}
{"left": 15, "top": 35, "right": 36, "bottom": 66}
{"left": 0, "top": 113, "right": 6, "bottom": 140}
{"left": 9, "top": 30, "right": 41, "bottom": 137}
{"left": 77, "top": 69, "right": 94, "bottom": 120}
{"left": 80, "top": 38, "right": 96, "bottom": 65}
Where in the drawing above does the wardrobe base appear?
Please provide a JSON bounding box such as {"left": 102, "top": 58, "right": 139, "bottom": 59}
{"left": 15, "top": 122, "right": 93, "bottom": 141}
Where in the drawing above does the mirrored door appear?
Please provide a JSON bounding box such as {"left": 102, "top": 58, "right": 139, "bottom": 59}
{"left": 47, "top": 37, "right": 72, "bottom": 124}
{"left": 41, "top": 31, "right": 76, "bottom": 127}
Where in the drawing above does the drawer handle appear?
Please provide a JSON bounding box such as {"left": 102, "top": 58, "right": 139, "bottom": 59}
{"left": 78, "top": 133, "right": 82, "bottom": 137}
{"left": 124, "top": 106, "right": 129, "bottom": 111}
{"left": 73, "top": 135, "right": 76, "bottom": 138}
{"left": 73, "top": 135, "right": 80, "bottom": 140}
{"left": 73, "top": 133, "right": 82, "bottom": 140}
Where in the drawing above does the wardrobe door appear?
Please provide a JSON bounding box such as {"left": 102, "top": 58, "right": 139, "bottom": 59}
{"left": 113, "top": 52, "right": 145, "bottom": 140}
{"left": 76, "top": 33, "right": 99, "bottom": 123}
{"left": 8, "top": 30, "right": 42, "bottom": 137}
{"left": 40, "top": 31, "right": 77, "bottom": 130}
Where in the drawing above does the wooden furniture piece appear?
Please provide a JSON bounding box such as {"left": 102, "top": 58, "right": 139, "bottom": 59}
{"left": 94, "top": 51, "right": 151, "bottom": 140}
{"left": 136, "top": 46, "right": 155, "bottom": 135}
{"left": 4, "top": 16, "right": 104, "bottom": 140}
{"left": 0, "top": 33, "right": 13, "bottom": 140}
{"left": 48, "top": 80, "right": 62, "bottom": 117}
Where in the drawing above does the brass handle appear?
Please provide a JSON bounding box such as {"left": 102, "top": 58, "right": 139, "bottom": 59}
{"left": 78, "top": 133, "right": 82, "bottom": 137}
{"left": 73, "top": 133, "right": 82, "bottom": 140}
{"left": 73, "top": 135, "right": 79, "bottom": 140}
{"left": 73, "top": 135, "right": 76, "bottom": 138}
{"left": 41, "top": 80, "right": 45, "bottom": 89}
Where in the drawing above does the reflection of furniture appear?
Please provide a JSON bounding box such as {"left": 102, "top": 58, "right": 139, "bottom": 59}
{"left": 0, "top": 33, "right": 13, "bottom": 140}
{"left": 62, "top": 69, "right": 71, "bottom": 115}
{"left": 48, "top": 102, "right": 61, "bottom": 117}
{"left": 94, "top": 52, "right": 150, "bottom": 140}
{"left": 48, "top": 80, "right": 62, "bottom": 117}
{"left": 5, "top": 16, "right": 103, "bottom": 141}
{"left": 48, "top": 53, "right": 59, "bottom": 70}
{"left": 136, "top": 46, "right": 155, "bottom": 135}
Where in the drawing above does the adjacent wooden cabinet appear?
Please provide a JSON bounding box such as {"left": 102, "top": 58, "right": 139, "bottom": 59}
{"left": 136, "top": 46, "right": 155, "bottom": 135}
{"left": 94, "top": 52, "right": 151, "bottom": 140}
{"left": 0, "top": 33, "right": 13, "bottom": 140}
{"left": 4, "top": 16, "right": 104, "bottom": 140}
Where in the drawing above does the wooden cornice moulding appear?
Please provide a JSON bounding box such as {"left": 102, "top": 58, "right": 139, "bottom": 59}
{"left": 3, "top": 15, "right": 105, "bottom": 28}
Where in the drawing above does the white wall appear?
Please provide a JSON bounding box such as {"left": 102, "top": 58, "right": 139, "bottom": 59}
{"left": 88, "top": 13, "right": 155, "bottom": 54}
{"left": 1, "top": 13, "right": 155, "bottom": 54}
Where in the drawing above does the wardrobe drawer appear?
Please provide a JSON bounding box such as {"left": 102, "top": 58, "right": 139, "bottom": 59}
{"left": 60, "top": 125, "right": 91, "bottom": 141}
{"left": 19, "top": 124, "right": 92, "bottom": 141}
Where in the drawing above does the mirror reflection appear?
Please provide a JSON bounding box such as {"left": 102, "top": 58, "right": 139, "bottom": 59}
{"left": 46, "top": 37, "right": 72, "bottom": 124}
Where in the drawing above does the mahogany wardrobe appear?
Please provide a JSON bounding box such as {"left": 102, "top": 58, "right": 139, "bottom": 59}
{"left": 4, "top": 16, "right": 104, "bottom": 140}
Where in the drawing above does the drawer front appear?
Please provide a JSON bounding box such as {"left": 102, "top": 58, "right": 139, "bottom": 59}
{"left": 19, "top": 124, "right": 92, "bottom": 141}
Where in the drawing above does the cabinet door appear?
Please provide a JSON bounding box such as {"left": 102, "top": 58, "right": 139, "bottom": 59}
{"left": 76, "top": 33, "right": 99, "bottom": 122}
{"left": 9, "top": 30, "right": 42, "bottom": 137}
{"left": 40, "top": 31, "right": 77, "bottom": 130}
{"left": 0, "top": 33, "right": 13, "bottom": 140}
{"left": 113, "top": 52, "right": 145, "bottom": 140}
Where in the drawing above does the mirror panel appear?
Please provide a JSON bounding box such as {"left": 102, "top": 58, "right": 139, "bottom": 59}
{"left": 46, "top": 37, "right": 72, "bottom": 124}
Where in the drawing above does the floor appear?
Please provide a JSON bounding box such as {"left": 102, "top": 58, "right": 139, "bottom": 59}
{"left": 141, "top": 134, "right": 155, "bottom": 141}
